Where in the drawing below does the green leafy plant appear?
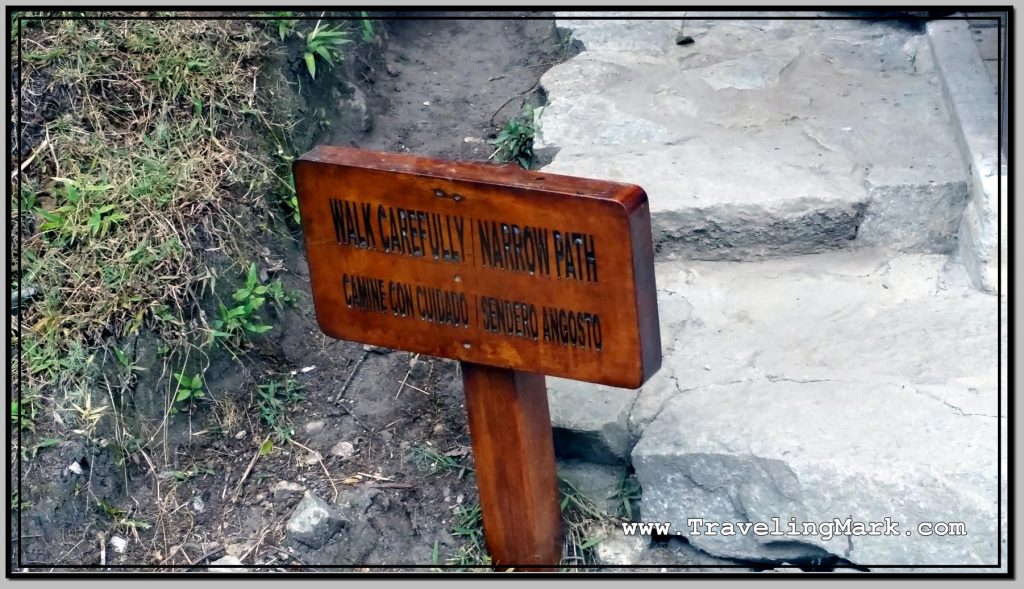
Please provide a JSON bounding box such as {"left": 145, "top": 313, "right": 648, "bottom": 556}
{"left": 256, "top": 377, "right": 305, "bottom": 439}
{"left": 489, "top": 116, "right": 535, "bottom": 169}
{"left": 280, "top": 170, "right": 301, "bottom": 225}
{"left": 173, "top": 372, "right": 206, "bottom": 409}
{"left": 207, "top": 263, "right": 274, "bottom": 349}
{"left": 36, "top": 178, "right": 125, "bottom": 247}
{"left": 10, "top": 396, "right": 39, "bottom": 432}
{"left": 267, "top": 277, "right": 300, "bottom": 309}
{"left": 609, "top": 470, "right": 642, "bottom": 520}
{"left": 301, "top": 20, "right": 351, "bottom": 80}
{"left": 360, "top": 12, "right": 375, "bottom": 43}
{"left": 21, "top": 437, "right": 60, "bottom": 460}
{"left": 261, "top": 11, "right": 298, "bottom": 40}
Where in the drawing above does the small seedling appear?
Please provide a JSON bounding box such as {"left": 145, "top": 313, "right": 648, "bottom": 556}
{"left": 207, "top": 263, "right": 274, "bottom": 350}
{"left": 267, "top": 277, "right": 299, "bottom": 309}
{"left": 489, "top": 117, "right": 535, "bottom": 169}
{"left": 256, "top": 377, "right": 305, "bottom": 440}
{"left": 173, "top": 372, "right": 206, "bottom": 408}
{"left": 261, "top": 11, "right": 297, "bottom": 40}
{"left": 301, "top": 20, "right": 351, "bottom": 80}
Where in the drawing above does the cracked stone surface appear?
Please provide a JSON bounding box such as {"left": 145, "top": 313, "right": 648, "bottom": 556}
{"left": 536, "top": 15, "right": 969, "bottom": 259}
{"left": 538, "top": 14, "right": 1002, "bottom": 568}
{"left": 630, "top": 250, "right": 1000, "bottom": 565}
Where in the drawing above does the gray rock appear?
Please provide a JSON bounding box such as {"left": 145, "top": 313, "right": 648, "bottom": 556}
{"left": 537, "top": 18, "right": 969, "bottom": 260}
{"left": 286, "top": 492, "right": 346, "bottom": 549}
{"left": 332, "top": 82, "right": 372, "bottom": 133}
{"left": 548, "top": 377, "right": 637, "bottom": 464}
{"left": 859, "top": 180, "right": 970, "bottom": 253}
{"left": 557, "top": 459, "right": 626, "bottom": 516}
{"left": 633, "top": 378, "right": 999, "bottom": 565}
{"left": 549, "top": 250, "right": 997, "bottom": 566}
{"left": 595, "top": 529, "right": 649, "bottom": 566}
{"left": 330, "top": 440, "right": 355, "bottom": 459}
{"left": 272, "top": 480, "right": 307, "bottom": 505}
{"left": 696, "top": 46, "right": 800, "bottom": 90}
{"left": 927, "top": 20, "right": 1004, "bottom": 293}
{"left": 209, "top": 555, "right": 246, "bottom": 572}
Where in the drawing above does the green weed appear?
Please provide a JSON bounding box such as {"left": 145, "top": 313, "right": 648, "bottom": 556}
{"left": 256, "top": 377, "right": 305, "bottom": 440}
{"left": 360, "top": 12, "right": 375, "bottom": 43}
{"left": 21, "top": 437, "right": 60, "bottom": 459}
{"left": 609, "top": 470, "right": 642, "bottom": 520}
{"left": 447, "top": 503, "right": 492, "bottom": 568}
{"left": 172, "top": 371, "right": 205, "bottom": 409}
{"left": 261, "top": 11, "right": 298, "bottom": 41}
{"left": 207, "top": 263, "right": 275, "bottom": 350}
{"left": 301, "top": 20, "right": 351, "bottom": 79}
{"left": 489, "top": 115, "right": 535, "bottom": 169}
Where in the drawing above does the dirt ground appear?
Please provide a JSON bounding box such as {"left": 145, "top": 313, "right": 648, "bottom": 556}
{"left": 12, "top": 13, "right": 573, "bottom": 571}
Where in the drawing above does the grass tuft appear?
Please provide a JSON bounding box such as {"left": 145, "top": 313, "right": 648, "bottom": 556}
{"left": 12, "top": 15, "right": 296, "bottom": 452}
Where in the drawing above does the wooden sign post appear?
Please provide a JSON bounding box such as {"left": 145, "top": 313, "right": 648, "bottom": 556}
{"left": 294, "top": 146, "right": 661, "bottom": 569}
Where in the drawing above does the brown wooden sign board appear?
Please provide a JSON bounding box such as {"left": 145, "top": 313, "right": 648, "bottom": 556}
{"left": 295, "top": 145, "right": 661, "bottom": 389}
{"left": 295, "top": 146, "right": 662, "bottom": 569}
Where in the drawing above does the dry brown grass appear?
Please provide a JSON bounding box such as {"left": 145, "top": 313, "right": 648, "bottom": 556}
{"left": 12, "top": 14, "right": 295, "bottom": 436}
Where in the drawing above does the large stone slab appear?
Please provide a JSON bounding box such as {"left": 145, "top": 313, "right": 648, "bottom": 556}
{"left": 633, "top": 378, "right": 1000, "bottom": 566}
{"left": 629, "top": 251, "right": 1001, "bottom": 566}
{"left": 927, "top": 20, "right": 1006, "bottom": 293}
{"left": 537, "top": 16, "right": 970, "bottom": 260}
{"left": 547, "top": 288, "right": 692, "bottom": 462}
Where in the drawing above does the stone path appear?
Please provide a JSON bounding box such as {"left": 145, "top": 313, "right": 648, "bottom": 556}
{"left": 536, "top": 12, "right": 1005, "bottom": 569}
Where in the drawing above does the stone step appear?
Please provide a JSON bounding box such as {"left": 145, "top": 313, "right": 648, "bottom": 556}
{"left": 548, "top": 249, "right": 1002, "bottom": 565}
{"left": 536, "top": 16, "right": 970, "bottom": 260}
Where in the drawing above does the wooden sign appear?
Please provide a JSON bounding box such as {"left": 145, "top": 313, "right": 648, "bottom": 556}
{"left": 294, "top": 145, "right": 661, "bottom": 389}
{"left": 295, "top": 146, "right": 662, "bottom": 569}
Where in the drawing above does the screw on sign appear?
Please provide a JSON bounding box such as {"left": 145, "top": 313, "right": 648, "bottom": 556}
{"left": 294, "top": 146, "right": 661, "bottom": 570}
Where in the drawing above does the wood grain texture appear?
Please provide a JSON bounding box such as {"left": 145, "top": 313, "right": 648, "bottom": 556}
{"left": 294, "top": 145, "right": 661, "bottom": 388}
{"left": 461, "top": 363, "right": 562, "bottom": 569}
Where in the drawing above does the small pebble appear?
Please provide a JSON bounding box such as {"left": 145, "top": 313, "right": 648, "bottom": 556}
{"left": 331, "top": 441, "right": 356, "bottom": 459}
{"left": 68, "top": 461, "right": 83, "bottom": 475}
{"left": 110, "top": 536, "right": 127, "bottom": 554}
{"left": 385, "top": 63, "right": 400, "bottom": 77}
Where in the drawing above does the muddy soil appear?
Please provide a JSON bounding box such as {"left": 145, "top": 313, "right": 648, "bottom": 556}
{"left": 13, "top": 13, "right": 569, "bottom": 571}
